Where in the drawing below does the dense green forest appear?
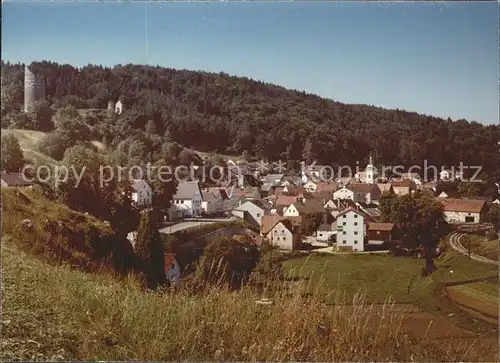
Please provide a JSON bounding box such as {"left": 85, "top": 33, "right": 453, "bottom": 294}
{"left": 1, "top": 60, "right": 499, "bottom": 181}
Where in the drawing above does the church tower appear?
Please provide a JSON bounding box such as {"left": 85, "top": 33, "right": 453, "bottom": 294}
{"left": 365, "top": 154, "right": 377, "bottom": 184}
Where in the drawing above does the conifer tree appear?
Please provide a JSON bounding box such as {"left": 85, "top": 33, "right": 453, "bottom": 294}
{"left": 135, "top": 211, "right": 166, "bottom": 289}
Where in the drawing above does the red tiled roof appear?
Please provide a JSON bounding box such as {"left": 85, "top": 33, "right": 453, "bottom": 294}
{"left": 275, "top": 195, "right": 298, "bottom": 206}
{"left": 316, "top": 181, "right": 338, "bottom": 193}
{"left": 261, "top": 215, "right": 302, "bottom": 235}
{"left": 391, "top": 179, "right": 416, "bottom": 188}
{"left": 440, "top": 198, "right": 487, "bottom": 213}
{"left": 368, "top": 223, "right": 395, "bottom": 232}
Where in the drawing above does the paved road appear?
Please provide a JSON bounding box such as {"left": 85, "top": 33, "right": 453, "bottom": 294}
{"left": 449, "top": 232, "right": 499, "bottom": 266}
{"left": 158, "top": 221, "right": 219, "bottom": 234}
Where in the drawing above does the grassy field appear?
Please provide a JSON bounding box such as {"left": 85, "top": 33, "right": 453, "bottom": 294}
{"left": 1, "top": 128, "right": 107, "bottom": 165}
{"left": 466, "top": 234, "right": 499, "bottom": 261}
{"left": 283, "top": 249, "right": 499, "bottom": 329}
{"left": 2, "top": 241, "right": 498, "bottom": 362}
{"left": 284, "top": 253, "right": 426, "bottom": 304}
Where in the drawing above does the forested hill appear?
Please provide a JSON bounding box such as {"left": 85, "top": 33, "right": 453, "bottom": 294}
{"left": 1, "top": 60, "right": 499, "bottom": 176}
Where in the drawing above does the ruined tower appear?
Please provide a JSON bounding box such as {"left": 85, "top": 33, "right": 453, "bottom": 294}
{"left": 24, "top": 65, "right": 46, "bottom": 112}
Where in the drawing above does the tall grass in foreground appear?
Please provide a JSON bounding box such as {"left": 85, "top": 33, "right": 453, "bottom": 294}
{"left": 2, "top": 242, "right": 489, "bottom": 362}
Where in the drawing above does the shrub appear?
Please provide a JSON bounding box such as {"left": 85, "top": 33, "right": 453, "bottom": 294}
{"left": 485, "top": 229, "right": 498, "bottom": 241}
{"left": 37, "top": 133, "right": 68, "bottom": 160}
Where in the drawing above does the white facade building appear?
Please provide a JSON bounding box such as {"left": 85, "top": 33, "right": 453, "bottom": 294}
{"left": 441, "top": 198, "right": 487, "bottom": 224}
{"left": 336, "top": 208, "right": 365, "bottom": 252}
{"left": 170, "top": 181, "right": 203, "bottom": 219}
{"left": 131, "top": 180, "right": 153, "bottom": 207}
{"left": 333, "top": 186, "right": 355, "bottom": 201}
{"left": 268, "top": 220, "right": 297, "bottom": 250}
{"left": 231, "top": 200, "right": 267, "bottom": 228}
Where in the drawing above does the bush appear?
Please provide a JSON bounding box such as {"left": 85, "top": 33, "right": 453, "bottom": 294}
{"left": 37, "top": 133, "right": 68, "bottom": 160}
{"left": 485, "top": 229, "right": 498, "bottom": 241}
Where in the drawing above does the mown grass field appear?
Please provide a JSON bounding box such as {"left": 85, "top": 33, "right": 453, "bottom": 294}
{"left": 2, "top": 241, "right": 498, "bottom": 362}
{"left": 1, "top": 128, "right": 57, "bottom": 165}
{"left": 283, "top": 247, "right": 499, "bottom": 336}
{"left": 467, "top": 234, "right": 499, "bottom": 261}
{"left": 284, "top": 253, "right": 426, "bottom": 304}
{"left": 1, "top": 128, "right": 107, "bottom": 165}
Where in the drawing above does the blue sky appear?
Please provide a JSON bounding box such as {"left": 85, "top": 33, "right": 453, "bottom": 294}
{"left": 2, "top": 1, "right": 498, "bottom": 124}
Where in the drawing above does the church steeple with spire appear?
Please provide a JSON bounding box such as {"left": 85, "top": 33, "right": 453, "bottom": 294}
{"left": 365, "top": 153, "right": 377, "bottom": 184}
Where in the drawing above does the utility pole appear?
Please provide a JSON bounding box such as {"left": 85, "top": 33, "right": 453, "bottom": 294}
{"left": 466, "top": 236, "right": 471, "bottom": 259}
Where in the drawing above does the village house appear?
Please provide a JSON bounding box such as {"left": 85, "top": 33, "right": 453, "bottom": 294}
{"left": 210, "top": 187, "right": 231, "bottom": 212}
{"left": 261, "top": 215, "right": 302, "bottom": 237}
{"left": 333, "top": 185, "right": 355, "bottom": 201}
{"left": 367, "top": 223, "right": 395, "bottom": 245}
{"left": 316, "top": 223, "right": 336, "bottom": 242}
{"left": 391, "top": 179, "right": 416, "bottom": 196}
{"left": 231, "top": 200, "right": 271, "bottom": 228}
{"left": 283, "top": 199, "right": 329, "bottom": 225}
{"left": 1, "top": 171, "right": 34, "bottom": 188}
{"left": 260, "top": 183, "right": 275, "bottom": 197}
{"left": 262, "top": 219, "right": 300, "bottom": 250}
{"left": 280, "top": 176, "right": 300, "bottom": 187}
{"left": 263, "top": 173, "right": 284, "bottom": 186}
{"left": 232, "top": 186, "right": 262, "bottom": 201}
{"left": 336, "top": 208, "right": 366, "bottom": 252}
{"left": 440, "top": 198, "right": 488, "bottom": 223}
{"left": 377, "top": 183, "right": 393, "bottom": 195}
{"left": 316, "top": 181, "right": 338, "bottom": 194}
{"left": 399, "top": 172, "right": 422, "bottom": 187}
{"left": 333, "top": 183, "right": 381, "bottom": 204}
{"left": 439, "top": 169, "right": 464, "bottom": 182}
{"left": 271, "top": 195, "right": 300, "bottom": 215}
{"left": 169, "top": 180, "right": 203, "bottom": 219}
{"left": 351, "top": 183, "right": 382, "bottom": 204}
{"left": 303, "top": 180, "right": 318, "bottom": 193}
{"left": 201, "top": 189, "right": 222, "bottom": 215}
{"left": 164, "top": 253, "right": 181, "bottom": 287}
{"left": 131, "top": 180, "right": 153, "bottom": 207}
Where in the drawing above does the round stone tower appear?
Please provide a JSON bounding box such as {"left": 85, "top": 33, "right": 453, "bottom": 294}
{"left": 24, "top": 65, "right": 46, "bottom": 112}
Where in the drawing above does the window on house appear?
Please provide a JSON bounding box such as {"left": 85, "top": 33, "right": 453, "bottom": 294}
{"left": 343, "top": 215, "right": 346, "bottom": 218}
{"left": 354, "top": 222, "right": 358, "bottom": 226}
{"left": 354, "top": 231, "right": 358, "bottom": 235}
{"left": 343, "top": 231, "right": 346, "bottom": 235}
{"left": 354, "top": 240, "right": 358, "bottom": 244}
{"left": 354, "top": 214, "right": 358, "bottom": 218}
{"left": 181, "top": 200, "right": 184, "bottom": 204}
{"left": 343, "top": 222, "right": 346, "bottom": 226}
{"left": 256, "top": 213, "right": 260, "bottom": 217}
{"left": 343, "top": 240, "right": 346, "bottom": 244}
{"left": 282, "top": 230, "right": 284, "bottom": 233}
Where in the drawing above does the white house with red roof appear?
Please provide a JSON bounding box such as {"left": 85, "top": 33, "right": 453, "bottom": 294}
{"left": 439, "top": 198, "right": 488, "bottom": 223}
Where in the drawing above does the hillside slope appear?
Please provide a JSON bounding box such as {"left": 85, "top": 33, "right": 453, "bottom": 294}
{"left": 1, "top": 187, "right": 133, "bottom": 273}
{"left": 2, "top": 61, "right": 499, "bottom": 178}
{"left": 3, "top": 240, "right": 497, "bottom": 362}
{"left": 1, "top": 128, "right": 107, "bottom": 164}
{"left": 1, "top": 128, "right": 57, "bottom": 165}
